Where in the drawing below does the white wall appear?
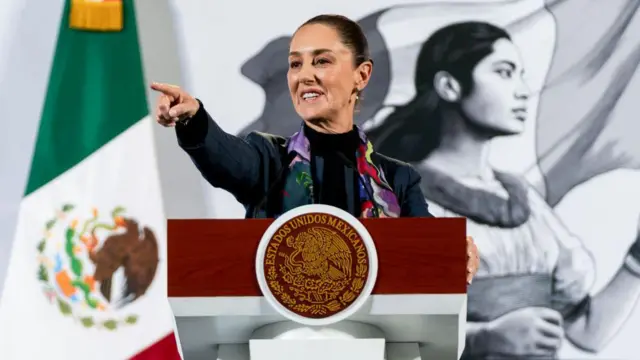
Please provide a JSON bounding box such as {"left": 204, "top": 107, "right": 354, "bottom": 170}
{"left": 0, "top": 1, "right": 639, "bottom": 358}
{"left": 0, "top": 0, "right": 63, "bottom": 301}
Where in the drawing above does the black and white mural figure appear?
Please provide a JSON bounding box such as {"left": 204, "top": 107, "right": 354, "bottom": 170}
{"left": 227, "top": 1, "right": 640, "bottom": 358}
{"left": 367, "top": 20, "right": 640, "bottom": 359}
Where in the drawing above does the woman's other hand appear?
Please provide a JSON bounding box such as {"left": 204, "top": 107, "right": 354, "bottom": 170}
{"left": 467, "top": 235, "right": 479, "bottom": 284}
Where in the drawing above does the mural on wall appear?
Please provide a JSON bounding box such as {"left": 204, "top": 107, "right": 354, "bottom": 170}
{"left": 367, "top": 15, "right": 640, "bottom": 360}
{"left": 224, "top": 0, "right": 640, "bottom": 359}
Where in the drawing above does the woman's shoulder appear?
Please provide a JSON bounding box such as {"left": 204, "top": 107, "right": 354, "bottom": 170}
{"left": 243, "top": 130, "right": 289, "bottom": 148}
{"left": 239, "top": 131, "right": 291, "bottom": 162}
{"left": 371, "top": 152, "right": 421, "bottom": 190}
{"left": 371, "top": 151, "right": 415, "bottom": 170}
{"left": 372, "top": 152, "right": 417, "bottom": 173}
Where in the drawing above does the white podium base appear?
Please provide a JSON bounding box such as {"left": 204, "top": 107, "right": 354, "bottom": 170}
{"left": 207, "top": 321, "right": 431, "bottom": 360}
{"left": 248, "top": 321, "right": 385, "bottom": 360}
{"left": 251, "top": 320, "right": 385, "bottom": 339}
{"left": 249, "top": 339, "right": 385, "bottom": 360}
{"left": 214, "top": 342, "right": 424, "bottom": 360}
{"left": 171, "top": 294, "right": 467, "bottom": 360}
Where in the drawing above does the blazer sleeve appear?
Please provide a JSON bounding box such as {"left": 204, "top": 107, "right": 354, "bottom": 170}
{"left": 400, "top": 165, "right": 434, "bottom": 217}
{"left": 174, "top": 99, "right": 265, "bottom": 204}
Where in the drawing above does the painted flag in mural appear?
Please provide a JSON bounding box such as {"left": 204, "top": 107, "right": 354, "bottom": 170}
{"left": 0, "top": 0, "right": 180, "bottom": 359}
{"left": 533, "top": 0, "right": 640, "bottom": 207}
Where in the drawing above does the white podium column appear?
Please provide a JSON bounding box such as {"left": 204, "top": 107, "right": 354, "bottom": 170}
{"left": 248, "top": 320, "right": 386, "bottom": 360}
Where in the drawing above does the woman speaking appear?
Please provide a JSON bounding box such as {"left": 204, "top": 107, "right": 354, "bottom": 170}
{"left": 151, "top": 14, "right": 478, "bottom": 282}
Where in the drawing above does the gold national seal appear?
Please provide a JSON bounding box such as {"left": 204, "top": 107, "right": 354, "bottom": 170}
{"left": 262, "top": 212, "right": 370, "bottom": 319}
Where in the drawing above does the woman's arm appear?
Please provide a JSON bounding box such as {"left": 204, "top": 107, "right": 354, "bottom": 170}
{"left": 532, "top": 185, "right": 640, "bottom": 352}
{"left": 175, "top": 100, "right": 265, "bottom": 204}
{"left": 564, "top": 251, "right": 640, "bottom": 352}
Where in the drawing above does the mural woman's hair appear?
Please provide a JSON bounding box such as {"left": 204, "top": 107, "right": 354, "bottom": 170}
{"left": 366, "top": 21, "right": 510, "bottom": 162}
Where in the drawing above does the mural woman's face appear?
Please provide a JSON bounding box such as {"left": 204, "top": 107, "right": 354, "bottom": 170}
{"left": 287, "top": 24, "right": 360, "bottom": 123}
{"left": 460, "top": 38, "right": 530, "bottom": 135}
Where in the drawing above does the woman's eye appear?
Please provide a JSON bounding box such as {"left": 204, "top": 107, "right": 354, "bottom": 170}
{"left": 289, "top": 61, "right": 301, "bottom": 69}
{"left": 496, "top": 69, "right": 513, "bottom": 78}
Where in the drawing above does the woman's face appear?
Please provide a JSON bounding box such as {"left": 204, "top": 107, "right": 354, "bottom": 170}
{"left": 287, "top": 24, "right": 361, "bottom": 123}
{"left": 460, "top": 38, "right": 530, "bottom": 135}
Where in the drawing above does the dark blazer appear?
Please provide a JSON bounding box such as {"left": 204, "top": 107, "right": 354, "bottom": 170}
{"left": 175, "top": 101, "right": 433, "bottom": 218}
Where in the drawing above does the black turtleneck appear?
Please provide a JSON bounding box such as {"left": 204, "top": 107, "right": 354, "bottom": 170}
{"left": 303, "top": 124, "right": 360, "bottom": 214}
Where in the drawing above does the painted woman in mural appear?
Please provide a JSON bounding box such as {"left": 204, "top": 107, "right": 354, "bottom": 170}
{"left": 366, "top": 21, "right": 640, "bottom": 359}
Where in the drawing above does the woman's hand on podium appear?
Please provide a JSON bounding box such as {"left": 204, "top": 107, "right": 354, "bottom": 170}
{"left": 150, "top": 82, "right": 200, "bottom": 127}
{"left": 466, "top": 236, "right": 479, "bottom": 284}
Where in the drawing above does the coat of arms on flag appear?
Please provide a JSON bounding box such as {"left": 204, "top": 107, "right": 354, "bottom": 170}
{"left": 36, "top": 204, "right": 159, "bottom": 330}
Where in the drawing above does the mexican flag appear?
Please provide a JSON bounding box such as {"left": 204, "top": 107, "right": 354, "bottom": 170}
{"left": 0, "top": 0, "right": 181, "bottom": 359}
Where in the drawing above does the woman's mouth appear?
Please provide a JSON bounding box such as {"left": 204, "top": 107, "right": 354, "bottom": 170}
{"left": 303, "top": 92, "right": 321, "bottom": 102}
{"left": 512, "top": 108, "right": 527, "bottom": 121}
{"left": 300, "top": 89, "right": 324, "bottom": 103}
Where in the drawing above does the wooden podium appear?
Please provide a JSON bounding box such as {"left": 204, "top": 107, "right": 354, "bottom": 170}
{"left": 167, "top": 215, "right": 467, "bottom": 360}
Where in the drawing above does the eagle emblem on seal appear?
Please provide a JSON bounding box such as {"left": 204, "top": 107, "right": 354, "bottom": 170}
{"left": 285, "top": 227, "right": 352, "bottom": 283}
{"left": 262, "top": 213, "right": 370, "bottom": 318}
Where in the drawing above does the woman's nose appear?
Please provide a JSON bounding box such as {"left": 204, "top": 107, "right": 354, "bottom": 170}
{"left": 298, "top": 63, "right": 316, "bottom": 84}
{"left": 515, "top": 78, "right": 531, "bottom": 100}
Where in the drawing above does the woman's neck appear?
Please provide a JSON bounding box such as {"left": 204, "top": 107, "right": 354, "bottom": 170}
{"left": 304, "top": 122, "right": 359, "bottom": 157}
{"left": 419, "top": 109, "right": 494, "bottom": 180}
{"left": 304, "top": 111, "right": 354, "bottom": 134}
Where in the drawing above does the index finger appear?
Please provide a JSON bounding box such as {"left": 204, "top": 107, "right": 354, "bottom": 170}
{"left": 150, "top": 82, "right": 181, "bottom": 98}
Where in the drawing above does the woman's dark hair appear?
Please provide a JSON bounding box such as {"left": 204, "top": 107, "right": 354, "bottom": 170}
{"left": 301, "top": 14, "right": 371, "bottom": 67}
{"left": 366, "top": 21, "right": 511, "bottom": 162}
{"left": 299, "top": 14, "right": 371, "bottom": 105}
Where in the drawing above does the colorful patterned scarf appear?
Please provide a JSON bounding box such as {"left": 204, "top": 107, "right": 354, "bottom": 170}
{"left": 281, "top": 125, "right": 401, "bottom": 218}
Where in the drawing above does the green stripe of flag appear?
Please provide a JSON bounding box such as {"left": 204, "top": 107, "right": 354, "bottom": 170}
{"left": 25, "top": 0, "right": 148, "bottom": 196}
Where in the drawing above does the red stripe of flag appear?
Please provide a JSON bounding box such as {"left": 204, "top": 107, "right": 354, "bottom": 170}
{"left": 129, "top": 333, "right": 181, "bottom": 360}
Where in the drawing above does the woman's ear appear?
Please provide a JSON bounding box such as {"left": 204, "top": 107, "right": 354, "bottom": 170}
{"left": 355, "top": 60, "right": 373, "bottom": 91}
{"left": 433, "top": 70, "right": 462, "bottom": 102}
